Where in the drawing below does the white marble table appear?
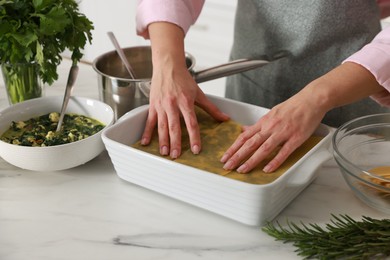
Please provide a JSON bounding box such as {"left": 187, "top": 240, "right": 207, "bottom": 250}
{"left": 0, "top": 59, "right": 388, "bottom": 260}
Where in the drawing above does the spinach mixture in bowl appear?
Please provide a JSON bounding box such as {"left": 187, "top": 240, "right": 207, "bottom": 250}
{"left": 0, "top": 112, "right": 105, "bottom": 147}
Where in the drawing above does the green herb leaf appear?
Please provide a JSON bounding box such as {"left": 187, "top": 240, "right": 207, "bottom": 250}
{"left": 262, "top": 214, "right": 390, "bottom": 259}
{"left": 38, "top": 6, "right": 70, "bottom": 35}
{"left": 11, "top": 30, "right": 37, "bottom": 46}
{"left": 32, "top": 0, "right": 53, "bottom": 12}
{"left": 0, "top": 0, "right": 93, "bottom": 85}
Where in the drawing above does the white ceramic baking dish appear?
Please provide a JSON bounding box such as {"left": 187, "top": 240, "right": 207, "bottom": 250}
{"left": 102, "top": 95, "right": 332, "bottom": 226}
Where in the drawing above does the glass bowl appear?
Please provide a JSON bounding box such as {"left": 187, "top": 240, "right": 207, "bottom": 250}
{"left": 333, "top": 113, "right": 390, "bottom": 214}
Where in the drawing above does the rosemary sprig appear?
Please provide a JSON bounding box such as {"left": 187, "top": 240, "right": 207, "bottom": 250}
{"left": 262, "top": 214, "right": 390, "bottom": 259}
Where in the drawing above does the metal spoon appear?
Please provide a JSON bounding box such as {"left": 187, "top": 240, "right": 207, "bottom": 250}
{"left": 107, "top": 31, "right": 136, "bottom": 79}
{"left": 56, "top": 65, "right": 79, "bottom": 132}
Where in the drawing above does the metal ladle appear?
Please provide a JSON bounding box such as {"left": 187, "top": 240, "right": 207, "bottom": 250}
{"left": 107, "top": 31, "right": 136, "bottom": 79}
{"left": 56, "top": 65, "right": 79, "bottom": 132}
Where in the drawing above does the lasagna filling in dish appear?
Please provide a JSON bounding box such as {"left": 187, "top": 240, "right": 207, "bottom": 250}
{"left": 132, "top": 107, "right": 323, "bottom": 184}
{"left": 0, "top": 112, "right": 105, "bottom": 147}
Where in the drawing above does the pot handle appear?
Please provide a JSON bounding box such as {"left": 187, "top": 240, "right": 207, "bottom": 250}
{"left": 139, "top": 51, "right": 287, "bottom": 97}
{"left": 137, "top": 59, "right": 272, "bottom": 98}
{"left": 193, "top": 51, "right": 287, "bottom": 83}
{"left": 193, "top": 59, "right": 270, "bottom": 83}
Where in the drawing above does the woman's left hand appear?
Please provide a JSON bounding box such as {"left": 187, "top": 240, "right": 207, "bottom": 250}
{"left": 220, "top": 92, "right": 325, "bottom": 173}
{"left": 220, "top": 60, "right": 386, "bottom": 173}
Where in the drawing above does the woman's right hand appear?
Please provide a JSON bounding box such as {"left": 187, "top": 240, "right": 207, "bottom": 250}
{"left": 140, "top": 22, "right": 229, "bottom": 159}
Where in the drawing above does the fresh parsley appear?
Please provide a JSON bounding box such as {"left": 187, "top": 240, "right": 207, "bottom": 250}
{"left": 0, "top": 0, "right": 93, "bottom": 85}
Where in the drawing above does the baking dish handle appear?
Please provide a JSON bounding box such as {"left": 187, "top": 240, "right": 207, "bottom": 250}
{"left": 287, "top": 150, "right": 333, "bottom": 187}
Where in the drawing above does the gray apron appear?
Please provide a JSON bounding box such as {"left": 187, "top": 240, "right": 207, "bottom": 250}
{"left": 226, "top": 0, "right": 390, "bottom": 127}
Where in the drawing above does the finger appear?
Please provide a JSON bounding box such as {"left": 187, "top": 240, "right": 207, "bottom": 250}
{"left": 262, "top": 139, "right": 301, "bottom": 173}
{"left": 156, "top": 110, "right": 170, "bottom": 156}
{"left": 196, "top": 92, "right": 230, "bottom": 122}
{"left": 141, "top": 108, "right": 158, "bottom": 145}
{"left": 181, "top": 107, "right": 201, "bottom": 155}
{"left": 166, "top": 107, "right": 182, "bottom": 159}
{"left": 241, "top": 125, "right": 251, "bottom": 132}
{"left": 236, "top": 135, "right": 281, "bottom": 173}
{"left": 223, "top": 130, "right": 269, "bottom": 171}
{"left": 220, "top": 126, "right": 260, "bottom": 163}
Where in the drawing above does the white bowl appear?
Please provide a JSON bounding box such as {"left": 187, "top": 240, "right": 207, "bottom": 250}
{"left": 0, "top": 96, "right": 114, "bottom": 171}
{"left": 102, "top": 95, "right": 333, "bottom": 226}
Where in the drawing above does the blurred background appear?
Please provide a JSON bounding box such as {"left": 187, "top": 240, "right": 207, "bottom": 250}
{"left": 75, "top": 0, "right": 390, "bottom": 98}
{"left": 74, "top": 0, "right": 237, "bottom": 97}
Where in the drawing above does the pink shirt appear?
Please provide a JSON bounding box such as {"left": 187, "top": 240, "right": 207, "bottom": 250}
{"left": 345, "top": 27, "right": 390, "bottom": 106}
{"left": 136, "top": 0, "right": 390, "bottom": 107}
{"left": 136, "top": 0, "right": 204, "bottom": 39}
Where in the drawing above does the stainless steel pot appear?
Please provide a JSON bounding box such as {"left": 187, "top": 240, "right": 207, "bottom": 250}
{"left": 93, "top": 46, "right": 282, "bottom": 120}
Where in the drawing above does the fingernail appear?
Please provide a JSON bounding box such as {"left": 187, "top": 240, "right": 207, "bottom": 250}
{"left": 160, "top": 146, "right": 169, "bottom": 156}
{"left": 141, "top": 138, "right": 148, "bottom": 145}
{"left": 171, "top": 149, "right": 179, "bottom": 159}
{"left": 223, "top": 160, "right": 234, "bottom": 170}
{"left": 263, "top": 164, "right": 272, "bottom": 173}
{"left": 192, "top": 145, "right": 200, "bottom": 155}
{"left": 237, "top": 163, "right": 248, "bottom": 173}
{"left": 220, "top": 153, "right": 229, "bottom": 163}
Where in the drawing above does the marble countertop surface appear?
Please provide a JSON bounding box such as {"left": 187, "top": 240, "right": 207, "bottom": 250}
{"left": 0, "top": 59, "right": 388, "bottom": 260}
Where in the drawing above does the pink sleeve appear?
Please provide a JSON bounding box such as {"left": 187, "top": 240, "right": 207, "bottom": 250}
{"left": 136, "top": 0, "right": 205, "bottom": 39}
{"left": 344, "top": 26, "right": 390, "bottom": 107}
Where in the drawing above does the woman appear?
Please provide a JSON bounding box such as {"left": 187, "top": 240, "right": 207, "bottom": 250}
{"left": 136, "top": 0, "right": 390, "bottom": 173}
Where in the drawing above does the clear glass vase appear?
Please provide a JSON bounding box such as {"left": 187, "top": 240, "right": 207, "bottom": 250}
{"left": 1, "top": 63, "right": 44, "bottom": 105}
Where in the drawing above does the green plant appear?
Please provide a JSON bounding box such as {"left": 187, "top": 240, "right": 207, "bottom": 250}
{"left": 1, "top": 62, "right": 42, "bottom": 103}
{"left": 262, "top": 214, "right": 390, "bottom": 259}
{"left": 0, "top": 0, "right": 93, "bottom": 86}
